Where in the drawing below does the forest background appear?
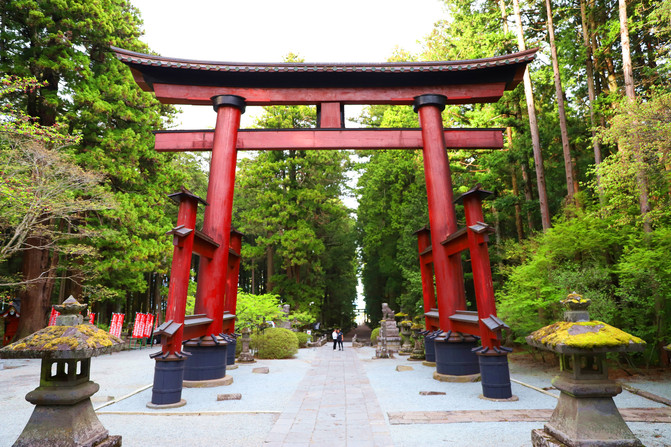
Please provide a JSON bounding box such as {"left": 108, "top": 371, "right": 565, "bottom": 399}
{"left": 1, "top": 0, "right": 670, "bottom": 365}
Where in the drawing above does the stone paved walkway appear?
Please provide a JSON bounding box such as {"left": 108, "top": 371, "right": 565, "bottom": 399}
{"left": 263, "top": 346, "right": 393, "bottom": 446}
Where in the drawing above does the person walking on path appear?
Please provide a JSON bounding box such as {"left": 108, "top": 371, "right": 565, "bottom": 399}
{"left": 337, "top": 329, "right": 344, "bottom": 350}
{"left": 332, "top": 328, "right": 338, "bottom": 350}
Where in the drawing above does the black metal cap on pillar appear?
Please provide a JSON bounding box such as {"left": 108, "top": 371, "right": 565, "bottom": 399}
{"left": 211, "top": 95, "right": 246, "bottom": 114}
{"left": 413, "top": 94, "right": 447, "bottom": 113}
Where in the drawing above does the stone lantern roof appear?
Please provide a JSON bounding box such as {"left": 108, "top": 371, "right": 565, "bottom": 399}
{"left": 525, "top": 292, "right": 645, "bottom": 355}
{"left": 0, "top": 296, "right": 122, "bottom": 360}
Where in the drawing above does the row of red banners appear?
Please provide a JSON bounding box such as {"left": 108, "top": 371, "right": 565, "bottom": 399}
{"left": 47, "top": 308, "right": 154, "bottom": 339}
{"left": 131, "top": 313, "right": 155, "bottom": 339}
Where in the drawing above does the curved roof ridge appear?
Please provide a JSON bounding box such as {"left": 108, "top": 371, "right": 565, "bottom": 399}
{"left": 110, "top": 46, "right": 538, "bottom": 69}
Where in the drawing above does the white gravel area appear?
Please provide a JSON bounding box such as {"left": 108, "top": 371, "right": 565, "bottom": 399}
{"left": 1, "top": 345, "right": 670, "bottom": 446}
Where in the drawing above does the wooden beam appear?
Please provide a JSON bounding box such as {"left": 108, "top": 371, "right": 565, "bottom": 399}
{"left": 154, "top": 128, "right": 504, "bottom": 152}
{"left": 151, "top": 83, "right": 508, "bottom": 106}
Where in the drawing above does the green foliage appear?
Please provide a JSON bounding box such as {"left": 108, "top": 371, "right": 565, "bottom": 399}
{"left": 295, "top": 331, "right": 309, "bottom": 348}
{"left": 235, "top": 290, "right": 283, "bottom": 331}
{"left": 252, "top": 327, "right": 298, "bottom": 359}
{"left": 0, "top": 76, "right": 80, "bottom": 146}
{"left": 0, "top": 0, "right": 207, "bottom": 312}
{"left": 370, "top": 327, "right": 380, "bottom": 344}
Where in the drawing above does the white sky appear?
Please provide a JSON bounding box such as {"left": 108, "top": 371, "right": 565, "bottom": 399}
{"left": 130, "top": 0, "right": 446, "bottom": 128}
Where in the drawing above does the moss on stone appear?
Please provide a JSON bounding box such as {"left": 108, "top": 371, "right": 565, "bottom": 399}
{"left": 4, "top": 324, "right": 122, "bottom": 352}
{"left": 528, "top": 320, "right": 644, "bottom": 349}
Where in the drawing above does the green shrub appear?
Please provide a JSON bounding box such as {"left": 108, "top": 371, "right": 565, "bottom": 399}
{"left": 253, "top": 327, "right": 298, "bottom": 359}
{"left": 371, "top": 327, "right": 380, "bottom": 344}
{"left": 295, "top": 332, "right": 309, "bottom": 348}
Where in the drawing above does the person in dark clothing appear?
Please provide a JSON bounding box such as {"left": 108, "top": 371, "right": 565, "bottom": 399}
{"left": 337, "top": 329, "right": 344, "bottom": 350}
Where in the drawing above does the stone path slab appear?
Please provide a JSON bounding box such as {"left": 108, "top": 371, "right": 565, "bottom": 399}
{"left": 388, "top": 407, "right": 671, "bottom": 425}
{"left": 263, "top": 347, "right": 393, "bottom": 446}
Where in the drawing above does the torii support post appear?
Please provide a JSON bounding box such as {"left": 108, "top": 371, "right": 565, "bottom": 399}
{"left": 180, "top": 96, "right": 246, "bottom": 388}
{"left": 149, "top": 189, "right": 204, "bottom": 407}
{"left": 195, "top": 95, "right": 245, "bottom": 335}
{"left": 221, "top": 229, "right": 242, "bottom": 368}
{"left": 222, "top": 229, "right": 242, "bottom": 335}
{"left": 458, "top": 186, "right": 514, "bottom": 400}
{"left": 414, "top": 95, "right": 479, "bottom": 379}
{"left": 414, "top": 95, "right": 467, "bottom": 329}
{"left": 414, "top": 227, "right": 439, "bottom": 331}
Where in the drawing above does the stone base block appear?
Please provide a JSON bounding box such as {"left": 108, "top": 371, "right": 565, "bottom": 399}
{"left": 433, "top": 371, "right": 481, "bottom": 383}
{"left": 531, "top": 429, "right": 568, "bottom": 447}
{"left": 478, "top": 393, "right": 519, "bottom": 402}
{"left": 183, "top": 375, "right": 233, "bottom": 388}
{"left": 422, "top": 361, "right": 437, "bottom": 367}
{"left": 146, "top": 398, "right": 186, "bottom": 410}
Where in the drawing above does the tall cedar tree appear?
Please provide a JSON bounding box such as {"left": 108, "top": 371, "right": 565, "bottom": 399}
{"left": 0, "top": 0, "right": 199, "bottom": 338}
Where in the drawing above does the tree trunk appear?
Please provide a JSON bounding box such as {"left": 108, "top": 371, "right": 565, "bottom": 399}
{"left": 15, "top": 238, "right": 56, "bottom": 339}
{"left": 545, "top": 0, "right": 576, "bottom": 203}
{"left": 580, "top": 0, "right": 604, "bottom": 196}
{"left": 618, "top": 0, "right": 651, "bottom": 232}
{"left": 619, "top": 0, "right": 635, "bottom": 100}
{"left": 498, "top": 0, "right": 509, "bottom": 34}
{"left": 520, "top": 159, "right": 535, "bottom": 232}
{"left": 512, "top": 0, "right": 552, "bottom": 231}
{"left": 266, "top": 245, "right": 274, "bottom": 292}
{"left": 507, "top": 128, "right": 525, "bottom": 241}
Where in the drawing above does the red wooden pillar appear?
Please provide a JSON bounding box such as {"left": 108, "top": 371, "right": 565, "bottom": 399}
{"left": 460, "top": 187, "right": 500, "bottom": 349}
{"left": 222, "top": 229, "right": 243, "bottom": 334}
{"left": 195, "top": 95, "right": 245, "bottom": 335}
{"left": 163, "top": 190, "right": 203, "bottom": 355}
{"left": 414, "top": 95, "right": 466, "bottom": 331}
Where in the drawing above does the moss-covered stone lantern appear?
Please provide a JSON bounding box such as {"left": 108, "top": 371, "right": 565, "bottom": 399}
{"left": 526, "top": 293, "right": 646, "bottom": 447}
{"left": 0, "top": 296, "right": 123, "bottom": 447}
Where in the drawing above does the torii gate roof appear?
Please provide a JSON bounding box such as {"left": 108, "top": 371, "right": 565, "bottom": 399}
{"left": 111, "top": 47, "right": 537, "bottom": 106}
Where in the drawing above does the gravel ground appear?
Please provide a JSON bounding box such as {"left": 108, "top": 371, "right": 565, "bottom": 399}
{"left": 1, "top": 345, "right": 670, "bottom": 446}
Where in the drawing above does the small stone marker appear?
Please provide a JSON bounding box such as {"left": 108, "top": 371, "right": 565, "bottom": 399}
{"left": 217, "top": 393, "right": 242, "bottom": 401}
{"left": 419, "top": 391, "right": 446, "bottom": 396}
{"left": 252, "top": 366, "right": 269, "bottom": 374}
{"left": 396, "top": 365, "right": 414, "bottom": 372}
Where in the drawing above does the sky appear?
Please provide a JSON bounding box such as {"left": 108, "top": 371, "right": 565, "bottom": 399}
{"left": 130, "top": 0, "right": 446, "bottom": 128}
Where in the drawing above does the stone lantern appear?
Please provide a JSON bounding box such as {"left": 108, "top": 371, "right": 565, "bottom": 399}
{"left": 237, "top": 327, "right": 255, "bottom": 363}
{"left": 0, "top": 296, "right": 123, "bottom": 447}
{"left": 526, "top": 293, "right": 646, "bottom": 447}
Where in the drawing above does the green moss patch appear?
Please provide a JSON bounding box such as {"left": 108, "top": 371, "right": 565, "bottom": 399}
{"left": 528, "top": 321, "right": 645, "bottom": 350}
{"left": 3, "top": 324, "right": 122, "bottom": 353}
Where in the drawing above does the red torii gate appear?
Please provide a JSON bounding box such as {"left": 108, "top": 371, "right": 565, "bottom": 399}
{"left": 112, "top": 46, "right": 537, "bottom": 406}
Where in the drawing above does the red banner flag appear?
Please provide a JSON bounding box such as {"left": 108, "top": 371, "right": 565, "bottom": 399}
{"left": 131, "top": 313, "right": 146, "bottom": 339}
{"left": 143, "top": 314, "right": 154, "bottom": 338}
{"left": 48, "top": 308, "right": 60, "bottom": 326}
{"left": 89, "top": 312, "right": 95, "bottom": 325}
{"left": 109, "top": 313, "right": 125, "bottom": 338}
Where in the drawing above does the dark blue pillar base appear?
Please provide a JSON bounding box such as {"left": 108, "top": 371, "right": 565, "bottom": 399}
{"left": 423, "top": 330, "right": 442, "bottom": 363}
{"left": 434, "top": 334, "right": 480, "bottom": 376}
{"left": 477, "top": 351, "right": 515, "bottom": 400}
{"left": 183, "top": 337, "right": 228, "bottom": 381}
{"left": 150, "top": 357, "right": 186, "bottom": 406}
{"left": 221, "top": 333, "right": 238, "bottom": 366}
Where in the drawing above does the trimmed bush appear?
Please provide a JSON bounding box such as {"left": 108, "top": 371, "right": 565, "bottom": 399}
{"left": 253, "top": 327, "right": 298, "bottom": 359}
{"left": 371, "top": 327, "right": 380, "bottom": 345}
{"left": 295, "top": 332, "right": 309, "bottom": 348}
